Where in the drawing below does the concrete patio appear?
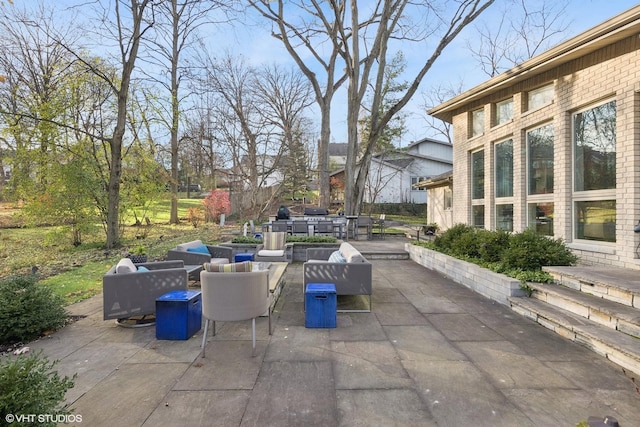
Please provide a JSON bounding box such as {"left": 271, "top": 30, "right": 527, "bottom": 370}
{"left": 25, "top": 237, "right": 640, "bottom": 426}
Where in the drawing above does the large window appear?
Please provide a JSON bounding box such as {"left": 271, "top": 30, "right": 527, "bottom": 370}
{"left": 527, "top": 84, "right": 554, "bottom": 111}
{"left": 528, "top": 124, "right": 554, "bottom": 195}
{"left": 528, "top": 202, "right": 554, "bottom": 236}
{"left": 575, "top": 200, "right": 616, "bottom": 242}
{"left": 527, "top": 124, "right": 554, "bottom": 235}
{"left": 495, "top": 139, "right": 513, "bottom": 198}
{"left": 471, "top": 149, "right": 485, "bottom": 228}
{"left": 573, "top": 100, "right": 616, "bottom": 242}
{"left": 495, "top": 139, "right": 513, "bottom": 232}
{"left": 471, "top": 150, "right": 484, "bottom": 199}
{"left": 470, "top": 108, "right": 485, "bottom": 138}
{"left": 574, "top": 101, "right": 616, "bottom": 191}
{"left": 495, "top": 98, "right": 514, "bottom": 126}
{"left": 472, "top": 205, "right": 485, "bottom": 228}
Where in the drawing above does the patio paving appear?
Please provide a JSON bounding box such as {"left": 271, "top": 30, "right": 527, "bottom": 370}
{"left": 24, "top": 237, "right": 640, "bottom": 426}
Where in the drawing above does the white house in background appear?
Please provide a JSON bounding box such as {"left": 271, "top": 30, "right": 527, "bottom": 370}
{"left": 364, "top": 138, "right": 453, "bottom": 204}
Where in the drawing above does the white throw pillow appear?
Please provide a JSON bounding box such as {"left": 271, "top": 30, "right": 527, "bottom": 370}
{"left": 115, "top": 257, "right": 137, "bottom": 274}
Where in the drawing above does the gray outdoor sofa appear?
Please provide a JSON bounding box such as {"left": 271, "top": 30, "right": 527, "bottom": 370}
{"left": 166, "top": 239, "right": 232, "bottom": 266}
{"left": 103, "top": 259, "right": 188, "bottom": 321}
{"left": 303, "top": 242, "right": 372, "bottom": 312}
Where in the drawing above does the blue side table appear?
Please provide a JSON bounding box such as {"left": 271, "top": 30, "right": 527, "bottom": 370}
{"left": 156, "top": 290, "right": 202, "bottom": 340}
{"left": 305, "top": 283, "right": 337, "bottom": 328}
{"left": 234, "top": 253, "right": 254, "bottom": 263}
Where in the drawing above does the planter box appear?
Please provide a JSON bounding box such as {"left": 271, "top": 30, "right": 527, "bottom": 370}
{"left": 405, "top": 243, "right": 526, "bottom": 305}
{"left": 221, "top": 241, "right": 340, "bottom": 262}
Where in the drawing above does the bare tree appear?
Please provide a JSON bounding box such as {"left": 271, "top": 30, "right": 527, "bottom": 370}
{"left": 467, "top": 0, "right": 571, "bottom": 77}
{"left": 247, "top": 0, "right": 349, "bottom": 209}
{"left": 249, "top": 0, "right": 494, "bottom": 215}
{"left": 145, "top": 0, "right": 236, "bottom": 224}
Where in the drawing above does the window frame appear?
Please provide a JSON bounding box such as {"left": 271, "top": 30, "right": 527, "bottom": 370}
{"left": 494, "top": 98, "right": 514, "bottom": 127}
{"left": 527, "top": 83, "right": 554, "bottom": 111}
{"left": 470, "top": 108, "right": 485, "bottom": 138}
{"left": 571, "top": 98, "right": 617, "bottom": 243}
{"left": 526, "top": 122, "right": 555, "bottom": 235}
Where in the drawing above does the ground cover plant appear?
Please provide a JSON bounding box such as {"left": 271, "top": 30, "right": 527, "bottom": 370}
{"left": 413, "top": 224, "right": 578, "bottom": 284}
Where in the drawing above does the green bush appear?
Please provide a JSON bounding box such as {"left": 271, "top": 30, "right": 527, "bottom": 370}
{"left": 429, "top": 224, "right": 578, "bottom": 273}
{"left": 433, "top": 223, "right": 476, "bottom": 254}
{"left": 477, "top": 229, "right": 510, "bottom": 263}
{"left": 0, "top": 352, "right": 75, "bottom": 426}
{"left": 0, "top": 275, "right": 68, "bottom": 345}
{"left": 501, "top": 229, "right": 577, "bottom": 271}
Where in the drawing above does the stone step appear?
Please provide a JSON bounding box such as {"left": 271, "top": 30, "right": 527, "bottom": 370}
{"left": 543, "top": 266, "right": 640, "bottom": 308}
{"left": 528, "top": 282, "right": 640, "bottom": 339}
{"left": 509, "top": 296, "right": 640, "bottom": 377}
{"left": 360, "top": 251, "right": 409, "bottom": 260}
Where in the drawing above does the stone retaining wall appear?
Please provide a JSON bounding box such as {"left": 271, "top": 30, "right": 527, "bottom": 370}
{"left": 405, "top": 243, "right": 526, "bottom": 305}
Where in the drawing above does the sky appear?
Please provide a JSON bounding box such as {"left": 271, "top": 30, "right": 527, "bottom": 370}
{"left": 12, "top": 0, "right": 640, "bottom": 147}
{"left": 227, "top": 0, "right": 640, "bottom": 146}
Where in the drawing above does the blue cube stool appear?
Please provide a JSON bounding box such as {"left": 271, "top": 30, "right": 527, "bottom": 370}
{"left": 305, "top": 283, "right": 337, "bottom": 328}
{"left": 156, "top": 290, "right": 202, "bottom": 340}
{"left": 234, "top": 253, "right": 254, "bottom": 263}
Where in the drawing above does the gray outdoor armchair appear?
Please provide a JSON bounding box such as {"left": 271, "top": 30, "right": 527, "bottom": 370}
{"left": 200, "top": 269, "right": 272, "bottom": 357}
{"left": 103, "top": 259, "right": 188, "bottom": 321}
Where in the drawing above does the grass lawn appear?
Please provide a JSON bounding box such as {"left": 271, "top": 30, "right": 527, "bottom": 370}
{"left": 0, "top": 198, "right": 235, "bottom": 305}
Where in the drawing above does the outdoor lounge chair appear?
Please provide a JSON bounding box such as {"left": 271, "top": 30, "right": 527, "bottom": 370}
{"left": 254, "top": 231, "right": 293, "bottom": 263}
{"left": 102, "top": 259, "right": 188, "bottom": 321}
{"left": 200, "top": 268, "right": 272, "bottom": 357}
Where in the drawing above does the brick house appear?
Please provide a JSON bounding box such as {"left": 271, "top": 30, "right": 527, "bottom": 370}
{"left": 428, "top": 5, "right": 640, "bottom": 268}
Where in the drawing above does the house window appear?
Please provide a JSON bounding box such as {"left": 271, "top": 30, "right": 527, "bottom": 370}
{"left": 470, "top": 108, "right": 485, "bottom": 138}
{"left": 575, "top": 200, "right": 616, "bottom": 242}
{"left": 495, "top": 139, "right": 513, "bottom": 198}
{"left": 573, "top": 100, "right": 616, "bottom": 242}
{"left": 495, "top": 139, "right": 513, "bottom": 232}
{"left": 444, "top": 187, "right": 452, "bottom": 210}
{"left": 574, "top": 100, "right": 616, "bottom": 192}
{"left": 527, "top": 84, "right": 554, "bottom": 111}
{"left": 471, "top": 149, "right": 485, "bottom": 228}
{"left": 527, "top": 124, "right": 554, "bottom": 195}
{"left": 472, "top": 205, "right": 485, "bottom": 228}
{"left": 528, "top": 202, "right": 554, "bottom": 236}
{"left": 496, "top": 204, "right": 513, "bottom": 231}
{"left": 494, "top": 98, "right": 513, "bottom": 126}
{"left": 411, "top": 176, "right": 428, "bottom": 191}
{"left": 471, "top": 149, "right": 484, "bottom": 199}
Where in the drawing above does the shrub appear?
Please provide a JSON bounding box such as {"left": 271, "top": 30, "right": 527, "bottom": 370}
{"left": 433, "top": 223, "right": 476, "bottom": 254}
{"left": 501, "top": 229, "right": 577, "bottom": 271}
{"left": 0, "top": 351, "right": 75, "bottom": 426}
{"left": 425, "top": 226, "right": 578, "bottom": 278}
{"left": 202, "top": 190, "right": 230, "bottom": 223}
{"left": 477, "top": 229, "right": 510, "bottom": 263}
{"left": 0, "top": 275, "right": 68, "bottom": 345}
